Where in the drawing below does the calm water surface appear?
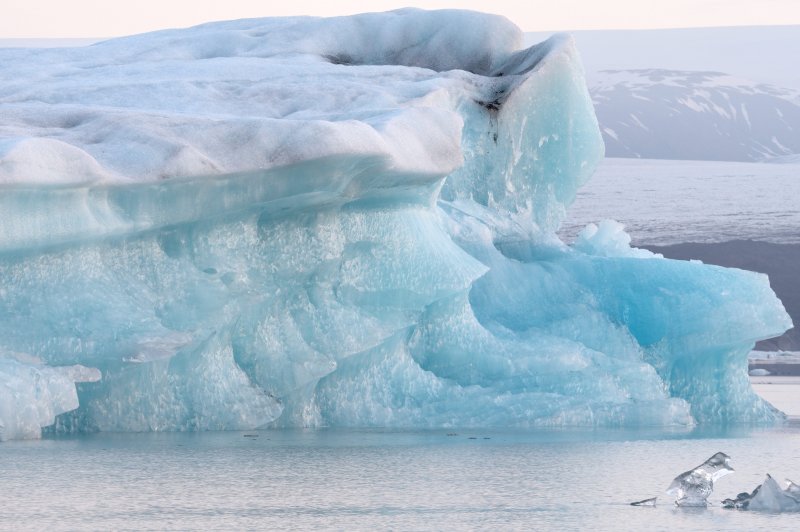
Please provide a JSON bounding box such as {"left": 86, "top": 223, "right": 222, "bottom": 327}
{"left": 562, "top": 158, "right": 800, "bottom": 245}
{"left": 2, "top": 425, "right": 800, "bottom": 531}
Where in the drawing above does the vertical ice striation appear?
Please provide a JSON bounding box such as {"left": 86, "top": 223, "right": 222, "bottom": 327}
{"left": 0, "top": 10, "right": 792, "bottom": 440}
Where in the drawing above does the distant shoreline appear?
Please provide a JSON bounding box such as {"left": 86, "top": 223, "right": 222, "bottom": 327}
{"left": 749, "top": 362, "right": 800, "bottom": 377}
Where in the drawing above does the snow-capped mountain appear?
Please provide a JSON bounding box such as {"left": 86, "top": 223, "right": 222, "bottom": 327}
{"left": 526, "top": 27, "right": 800, "bottom": 162}
{"left": 590, "top": 69, "right": 800, "bottom": 161}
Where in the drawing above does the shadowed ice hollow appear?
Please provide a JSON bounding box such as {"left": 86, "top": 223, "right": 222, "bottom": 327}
{"left": 0, "top": 9, "right": 792, "bottom": 440}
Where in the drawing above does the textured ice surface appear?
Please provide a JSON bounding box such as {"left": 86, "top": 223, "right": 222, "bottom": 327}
{"left": 561, "top": 159, "right": 800, "bottom": 350}
{"left": 0, "top": 353, "right": 99, "bottom": 441}
{"left": 724, "top": 475, "right": 800, "bottom": 512}
{"left": 0, "top": 10, "right": 793, "bottom": 440}
{"left": 747, "top": 475, "right": 800, "bottom": 511}
{"left": 666, "top": 452, "right": 734, "bottom": 507}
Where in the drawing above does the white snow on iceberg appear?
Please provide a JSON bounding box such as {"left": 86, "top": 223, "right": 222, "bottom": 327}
{"left": 0, "top": 9, "right": 792, "bottom": 440}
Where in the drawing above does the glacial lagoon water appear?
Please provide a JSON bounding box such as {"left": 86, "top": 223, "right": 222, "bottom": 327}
{"left": 2, "top": 426, "right": 800, "bottom": 531}
{"left": 561, "top": 158, "right": 800, "bottom": 246}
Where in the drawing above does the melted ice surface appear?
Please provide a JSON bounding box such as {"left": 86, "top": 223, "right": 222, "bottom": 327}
{"left": 0, "top": 9, "right": 525, "bottom": 184}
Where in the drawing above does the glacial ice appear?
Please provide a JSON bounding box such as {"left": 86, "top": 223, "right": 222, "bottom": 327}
{"left": 723, "top": 475, "right": 800, "bottom": 512}
{"left": 666, "top": 452, "right": 734, "bottom": 507}
{"left": 0, "top": 353, "right": 100, "bottom": 441}
{"left": 747, "top": 476, "right": 800, "bottom": 512}
{"left": 0, "top": 9, "right": 793, "bottom": 440}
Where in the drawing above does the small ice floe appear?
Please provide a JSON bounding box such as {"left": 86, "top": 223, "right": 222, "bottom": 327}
{"left": 630, "top": 497, "right": 657, "bottom": 507}
{"left": 666, "top": 452, "right": 734, "bottom": 507}
{"left": 748, "top": 368, "right": 771, "bottom": 376}
{"left": 722, "top": 489, "right": 758, "bottom": 510}
{"left": 723, "top": 475, "right": 800, "bottom": 512}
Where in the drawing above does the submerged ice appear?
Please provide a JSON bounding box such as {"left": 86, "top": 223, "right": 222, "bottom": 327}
{"left": 0, "top": 10, "right": 793, "bottom": 440}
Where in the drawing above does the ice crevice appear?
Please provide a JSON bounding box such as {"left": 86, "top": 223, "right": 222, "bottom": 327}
{"left": 0, "top": 9, "right": 792, "bottom": 440}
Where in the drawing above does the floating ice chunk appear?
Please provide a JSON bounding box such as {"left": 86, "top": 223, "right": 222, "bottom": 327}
{"left": 727, "top": 475, "right": 800, "bottom": 512}
{"left": 787, "top": 479, "right": 800, "bottom": 498}
{"left": 722, "top": 488, "right": 759, "bottom": 510}
{"left": 630, "top": 497, "right": 657, "bottom": 506}
{"left": 666, "top": 452, "right": 734, "bottom": 507}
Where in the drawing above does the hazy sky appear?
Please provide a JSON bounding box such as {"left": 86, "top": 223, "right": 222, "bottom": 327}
{"left": 4, "top": 0, "right": 800, "bottom": 38}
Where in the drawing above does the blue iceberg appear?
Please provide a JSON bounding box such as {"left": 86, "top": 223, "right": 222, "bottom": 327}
{"left": 0, "top": 10, "right": 792, "bottom": 440}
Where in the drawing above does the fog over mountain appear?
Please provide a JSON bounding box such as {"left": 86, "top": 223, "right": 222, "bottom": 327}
{"left": 526, "top": 26, "right": 800, "bottom": 89}
{"left": 528, "top": 26, "right": 800, "bottom": 161}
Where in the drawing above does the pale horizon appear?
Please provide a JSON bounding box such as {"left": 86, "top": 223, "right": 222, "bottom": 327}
{"left": 4, "top": 0, "right": 800, "bottom": 38}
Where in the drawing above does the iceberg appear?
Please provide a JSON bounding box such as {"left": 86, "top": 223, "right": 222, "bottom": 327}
{"left": 0, "top": 9, "right": 792, "bottom": 440}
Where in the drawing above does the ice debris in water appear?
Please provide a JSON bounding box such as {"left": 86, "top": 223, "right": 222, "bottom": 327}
{"left": 666, "top": 452, "right": 734, "bottom": 507}
{"left": 629, "top": 497, "right": 657, "bottom": 507}
{"left": 0, "top": 9, "right": 793, "bottom": 440}
{"left": 723, "top": 475, "right": 800, "bottom": 512}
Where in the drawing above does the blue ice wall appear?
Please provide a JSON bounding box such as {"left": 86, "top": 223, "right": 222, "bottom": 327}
{"left": 0, "top": 12, "right": 792, "bottom": 440}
